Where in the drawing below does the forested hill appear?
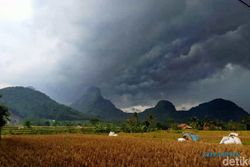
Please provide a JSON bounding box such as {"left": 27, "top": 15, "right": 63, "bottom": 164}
{"left": 0, "top": 87, "right": 89, "bottom": 121}
{"left": 140, "top": 99, "right": 249, "bottom": 122}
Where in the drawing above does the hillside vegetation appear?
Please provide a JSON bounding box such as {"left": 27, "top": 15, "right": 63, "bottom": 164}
{"left": 0, "top": 87, "right": 88, "bottom": 121}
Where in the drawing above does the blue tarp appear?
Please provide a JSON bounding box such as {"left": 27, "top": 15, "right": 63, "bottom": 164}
{"left": 183, "top": 132, "right": 200, "bottom": 141}
{"left": 190, "top": 134, "right": 200, "bottom": 141}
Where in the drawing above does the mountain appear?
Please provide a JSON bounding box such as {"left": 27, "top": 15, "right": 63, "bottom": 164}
{"left": 187, "top": 99, "right": 249, "bottom": 121}
{"left": 1, "top": 86, "right": 248, "bottom": 123}
{"left": 140, "top": 99, "right": 249, "bottom": 123}
{"left": 140, "top": 100, "right": 177, "bottom": 122}
{"left": 0, "top": 87, "right": 88, "bottom": 121}
{"left": 71, "top": 87, "right": 130, "bottom": 121}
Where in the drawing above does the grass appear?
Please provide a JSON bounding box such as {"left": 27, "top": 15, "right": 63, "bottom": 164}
{"left": 2, "top": 126, "right": 95, "bottom": 135}
{"left": 0, "top": 130, "right": 250, "bottom": 167}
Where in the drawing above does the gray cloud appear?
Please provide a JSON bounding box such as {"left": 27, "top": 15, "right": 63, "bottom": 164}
{"left": 1, "top": 0, "right": 250, "bottom": 111}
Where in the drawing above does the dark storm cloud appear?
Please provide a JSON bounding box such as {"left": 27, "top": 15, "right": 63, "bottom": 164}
{"left": 1, "top": 0, "right": 250, "bottom": 111}
{"left": 90, "top": 0, "right": 250, "bottom": 109}
{"left": 45, "top": 0, "right": 250, "bottom": 110}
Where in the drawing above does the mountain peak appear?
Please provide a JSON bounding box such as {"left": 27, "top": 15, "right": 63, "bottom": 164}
{"left": 209, "top": 98, "right": 236, "bottom": 105}
{"left": 84, "top": 86, "right": 102, "bottom": 99}
{"left": 71, "top": 87, "right": 128, "bottom": 121}
{"left": 140, "top": 100, "right": 176, "bottom": 122}
{"left": 155, "top": 100, "right": 176, "bottom": 111}
{"left": 197, "top": 98, "right": 240, "bottom": 109}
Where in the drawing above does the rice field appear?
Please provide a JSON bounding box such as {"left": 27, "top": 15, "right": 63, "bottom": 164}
{"left": 0, "top": 131, "right": 250, "bottom": 167}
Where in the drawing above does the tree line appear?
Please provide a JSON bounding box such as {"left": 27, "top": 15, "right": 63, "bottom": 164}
{"left": 0, "top": 95, "right": 9, "bottom": 140}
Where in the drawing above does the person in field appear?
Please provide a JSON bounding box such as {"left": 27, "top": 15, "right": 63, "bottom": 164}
{"left": 219, "top": 132, "right": 242, "bottom": 145}
{"left": 177, "top": 132, "right": 199, "bottom": 142}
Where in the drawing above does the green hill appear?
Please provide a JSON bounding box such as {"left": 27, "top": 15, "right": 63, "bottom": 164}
{"left": 0, "top": 87, "right": 89, "bottom": 121}
{"left": 140, "top": 99, "right": 249, "bottom": 123}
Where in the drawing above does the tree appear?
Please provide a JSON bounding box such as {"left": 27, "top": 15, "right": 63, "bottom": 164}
{"left": 133, "top": 112, "right": 139, "bottom": 124}
{"left": 44, "top": 121, "right": 50, "bottom": 126}
{"left": 241, "top": 116, "right": 250, "bottom": 130}
{"left": 189, "top": 117, "right": 203, "bottom": 130}
{"left": 90, "top": 118, "right": 100, "bottom": 126}
{"left": 122, "top": 112, "right": 146, "bottom": 133}
{"left": 0, "top": 95, "right": 10, "bottom": 140}
{"left": 127, "top": 113, "right": 139, "bottom": 127}
{"left": 24, "top": 120, "right": 31, "bottom": 128}
{"left": 146, "top": 115, "right": 157, "bottom": 130}
{"left": 166, "top": 117, "right": 175, "bottom": 129}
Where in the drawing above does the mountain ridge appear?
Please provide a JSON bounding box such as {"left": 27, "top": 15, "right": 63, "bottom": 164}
{"left": 0, "top": 86, "right": 89, "bottom": 121}
{"left": 140, "top": 98, "right": 249, "bottom": 122}
{"left": 0, "top": 86, "right": 248, "bottom": 123}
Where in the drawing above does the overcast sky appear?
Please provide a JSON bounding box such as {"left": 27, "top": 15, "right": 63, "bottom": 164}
{"left": 0, "top": 0, "right": 250, "bottom": 112}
